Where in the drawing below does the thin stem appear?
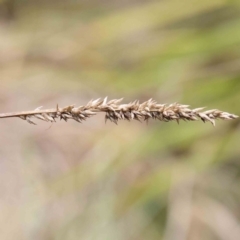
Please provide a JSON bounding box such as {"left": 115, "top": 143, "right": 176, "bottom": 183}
{"left": 0, "top": 109, "right": 57, "bottom": 118}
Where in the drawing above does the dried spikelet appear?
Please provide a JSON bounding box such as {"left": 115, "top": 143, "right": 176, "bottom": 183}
{"left": 0, "top": 98, "right": 238, "bottom": 126}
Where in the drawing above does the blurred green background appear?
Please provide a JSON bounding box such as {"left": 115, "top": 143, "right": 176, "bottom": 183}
{"left": 0, "top": 0, "right": 240, "bottom": 239}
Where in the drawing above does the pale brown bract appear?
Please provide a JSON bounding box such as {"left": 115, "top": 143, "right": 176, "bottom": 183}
{"left": 0, "top": 97, "right": 238, "bottom": 126}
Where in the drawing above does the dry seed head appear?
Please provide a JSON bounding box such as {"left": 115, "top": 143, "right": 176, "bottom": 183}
{"left": 0, "top": 98, "right": 238, "bottom": 126}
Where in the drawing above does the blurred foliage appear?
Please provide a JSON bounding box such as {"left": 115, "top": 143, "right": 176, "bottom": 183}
{"left": 0, "top": 0, "right": 240, "bottom": 240}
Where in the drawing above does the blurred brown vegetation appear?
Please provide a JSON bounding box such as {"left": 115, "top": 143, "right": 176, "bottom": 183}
{"left": 0, "top": 0, "right": 240, "bottom": 239}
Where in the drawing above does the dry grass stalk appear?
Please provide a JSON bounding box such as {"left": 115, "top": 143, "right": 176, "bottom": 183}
{"left": 0, "top": 97, "right": 238, "bottom": 126}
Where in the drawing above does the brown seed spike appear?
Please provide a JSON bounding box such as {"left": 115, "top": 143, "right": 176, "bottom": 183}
{"left": 0, "top": 98, "right": 238, "bottom": 126}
